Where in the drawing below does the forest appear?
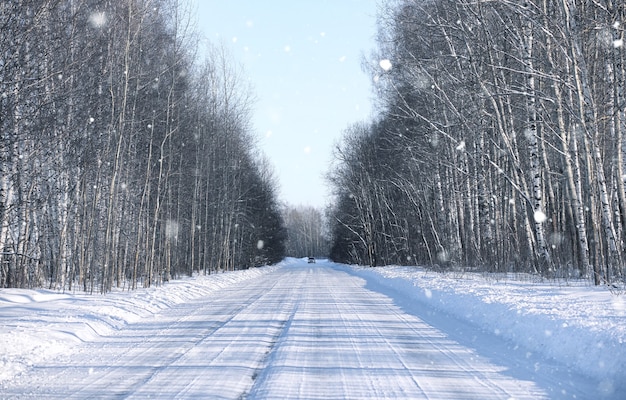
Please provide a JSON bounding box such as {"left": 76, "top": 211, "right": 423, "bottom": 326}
{"left": 0, "top": 0, "right": 286, "bottom": 293}
{"left": 283, "top": 205, "right": 329, "bottom": 258}
{"left": 328, "top": 0, "right": 626, "bottom": 286}
{"left": 4, "top": 0, "right": 626, "bottom": 293}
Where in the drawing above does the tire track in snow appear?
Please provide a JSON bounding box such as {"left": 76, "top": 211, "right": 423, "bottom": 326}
{"left": 4, "top": 276, "right": 283, "bottom": 399}
{"left": 245, "top": 291, "right": 300, "bottom": 397}
{"left": 127, "top": 266, "right": 307, "bottom": 399}
{"left": 122, "top": 280, "right": 284, "bottom": 399}
{"left": 245, "top": 264, "right": 554, "bottom": 399}
{"left": 330, "top": 281, "right": 430, "bottom": 399}
{"left": 350, "top": 296, "right": 514, "bottom": 399}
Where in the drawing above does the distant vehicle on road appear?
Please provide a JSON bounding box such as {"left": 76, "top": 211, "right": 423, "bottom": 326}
{"left": 307, "top": 257, "right": 316, "bottom": 263}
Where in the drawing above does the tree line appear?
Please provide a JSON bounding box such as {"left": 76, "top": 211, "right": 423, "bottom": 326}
{"left": 328, "top": 0, "right": 625, "bottom": 286}
{"left": 0, "top": 0, "right": 285, "bottom": 293}
{"left": 283, "top": 205, "right": 330, "bottom": 258}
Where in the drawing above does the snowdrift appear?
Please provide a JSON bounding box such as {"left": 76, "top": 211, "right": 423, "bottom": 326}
{"left": 342, "top": 264, "right": 626, "bottom": 395}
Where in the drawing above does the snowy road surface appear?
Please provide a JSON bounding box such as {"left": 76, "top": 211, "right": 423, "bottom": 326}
{"left": 3, "top": 261, "right": 605, "bottom": 399}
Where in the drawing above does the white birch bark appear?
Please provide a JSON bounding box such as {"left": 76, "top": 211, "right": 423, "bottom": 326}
{"left": 562, "top": 0, "right": 621, "bottom": 282}
{"left": 524, "top": 20, "right": 552, "bottom": 272}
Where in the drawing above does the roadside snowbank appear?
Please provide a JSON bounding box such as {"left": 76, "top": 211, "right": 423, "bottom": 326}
{"left": 0, "top": 264, "right": 279, "bottom": 385}
{"left": 343, "top": 264, "right": 626, "bottom": 395}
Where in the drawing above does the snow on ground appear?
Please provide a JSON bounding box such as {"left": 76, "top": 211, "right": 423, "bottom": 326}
{"left": 0, "top": 258, "right": 624, "bottom": 397}
{"left": 343, "top": 264, "right": 626, "bottom": 396}
{"left": 0, "top": 265, "right": 279, "bottom": 385}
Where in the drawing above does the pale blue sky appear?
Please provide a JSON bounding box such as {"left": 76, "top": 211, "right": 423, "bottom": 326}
{"left": 191, "top": 0, "right": 379, "bottom": 208}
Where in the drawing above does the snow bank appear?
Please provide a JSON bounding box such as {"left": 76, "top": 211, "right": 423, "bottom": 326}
{"left": 0, "top": 264, "right": 279, "bottom": 385}
{"left": 343, "top": 264, "right": 626, "bottom": 394}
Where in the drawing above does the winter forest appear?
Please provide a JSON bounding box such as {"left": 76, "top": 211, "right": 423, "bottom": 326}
{"left": 1, "top": 0, "right": 287, "bottom": 293}
{"left": 3, "top": 0, "right": 626, "bottom": 293}
{"left": 328, "top": 0, "right": 626, "bottom": 287}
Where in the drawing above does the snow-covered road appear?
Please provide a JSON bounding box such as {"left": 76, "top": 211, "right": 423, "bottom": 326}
{"left": 2, "top": 260, "right": 609, "bottom": 399}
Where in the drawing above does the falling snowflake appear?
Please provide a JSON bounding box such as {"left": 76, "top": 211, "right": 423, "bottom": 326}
{"left": 379, "top": 59, "right": 392, "bottom": 71}
{"left": 534, "top": 210, "right": 547, "bottom": 223}
{"left": 165, "top": 220, "right": 179, "bottom": 240}
{"left": 89, "top": 12, "right": 107, "bottom": 28}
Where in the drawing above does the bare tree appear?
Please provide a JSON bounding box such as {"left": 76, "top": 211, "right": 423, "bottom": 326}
{"left": 284, "top": 205, "right": 330, "bottom": 258}
{"left": 329, "top": 0, "right": 626, "bottom": 286}
{"left": 0, "top": 0, "right": 286, "bottom": 291}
